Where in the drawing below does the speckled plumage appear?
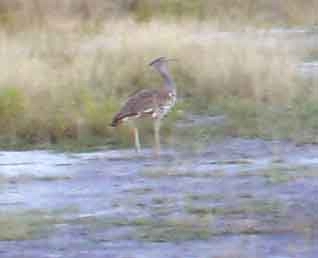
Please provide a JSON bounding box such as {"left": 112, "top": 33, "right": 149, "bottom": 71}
{"left": 110, "top": 57, "right": 177, "bottom": 155}
{"left": 111, "top": 88, "right": 176, "bottom": 126}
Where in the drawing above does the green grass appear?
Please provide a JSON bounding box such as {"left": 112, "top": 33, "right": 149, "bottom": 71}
{"left": 260, "top": 165, "right": 318, "bottom": 184}
{"left": 126, "top": 187, "right": 154, "bottom": 195}
{"left": 0, "top": 15, "right": 315, "bottom": 149}
{"left": 186, "top": 199, "right": 285, "bottom": 217}
{"left": 0, "top": 174, "right": 73, "bottom": 185}
{"left": 80, "top": 215, "right": 212, "bottom": 242}
{"left": 235, "top": 165, "right": 318, "bottom": 186}
{"left": 77, "top": 212, "right": 294, "bottom": 241}
{"left": 0, "top": 0, "right": 317, "bottom": 27}
{"left": 0, "top": 208, "right": 72, "bottom": 240}
{"left": 263, "top": 167, "right": 297, "bottom": 184}
{"left": 141, "top": 167, "right": 226, "bottom": 178}
{"left": 135, "top": 216, "right": 211, "bottom": 242}
{"left": 174, "top": 95, "right": 318, "bottom": 146}
{"left": 186, "top": 193, "right": 224, "bottom": 202}
{"left": 131, "top": 0, "right": 318, "bottom": 26}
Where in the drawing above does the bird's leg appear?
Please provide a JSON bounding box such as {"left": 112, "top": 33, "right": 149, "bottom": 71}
{"left": 154, "top": 119, "right": 161, "bottom": 157}
{"left": 133, "top": 127, "right": 141, "bottom": 153}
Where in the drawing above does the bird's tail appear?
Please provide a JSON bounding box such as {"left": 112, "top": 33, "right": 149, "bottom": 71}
{"left": 110, "top": 118, "right": 119, "bottom": 127}
{"left": 110, "top": 113, "right": 123, "bottom": 127}
{"left": 110, "top": 112, "right": 137, "bottom": 127}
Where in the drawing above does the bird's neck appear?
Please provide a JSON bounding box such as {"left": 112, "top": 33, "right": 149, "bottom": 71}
{"left": 158, "top": 66, "right": 176, "bottom": 93}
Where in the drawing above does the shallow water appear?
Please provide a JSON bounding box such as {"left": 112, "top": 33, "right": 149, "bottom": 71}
{"left": 1, "top": 138, "right": 318, "bottom": 257}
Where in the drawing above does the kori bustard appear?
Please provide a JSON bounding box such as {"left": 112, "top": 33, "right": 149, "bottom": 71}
{"left": 111, "top": 57, "right": 177, "bottom": 156}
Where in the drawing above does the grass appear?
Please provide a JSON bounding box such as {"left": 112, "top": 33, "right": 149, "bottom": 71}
{"left": 186, "top": 199, "right": 285, "bottom": 217}
{"left": 142, "top": 163, "right": 318, "bottom": 180}
{"left": 5, "top": 209, "right": 310, "bottom": 243}
{"left": 260, "top": 165, "right": 318, "bottom": 184}
{"left": 173, "top": 93, "right": 318, "bottom": 146}
{"left": 125, "top": 186, "right": 154, "bottom": 195}
{"left": 0, "top": 208, "right": 70, "bottom": 240}
{"left": 0, "top": 174, "right": 73, "bottom": 185}
{"left": 79, "top": 215, "right": 212, "bottom": 242}
{"left": 135, "top": 216, "right": 212, "bottom": 242}
{"left": 0, "top": 0, "right": 317, "bottom": 27}
{"left": 77, "top": 209, "right": 297, "bottom": 242}
{"left": 0, "top": 13, "right": 315, "bottom": 149}
{"left": 262, "top": 166, "right": 297, "bottom": 184}
{"left": 131, "top": 0, "right": 318, "bottom": 26}
{"left": 237, "top": 165, "right": 318, "bottom": 184}
{"left": 141, "top": 167, "right": 226, "bottom": 178}
{"left": 186, "top": 193, "right": 224, "bottom": 202}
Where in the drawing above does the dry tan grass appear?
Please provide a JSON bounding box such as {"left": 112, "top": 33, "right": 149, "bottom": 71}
{"left": 0, "top": 19, "right": 309, "bottom": 146}
{"left": 0, "top": 0, "right": 317, "bottom": 27}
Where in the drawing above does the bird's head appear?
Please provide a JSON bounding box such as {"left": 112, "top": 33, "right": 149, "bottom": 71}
{"left": 149, "top": 57, "right": 177, "bottom": 69}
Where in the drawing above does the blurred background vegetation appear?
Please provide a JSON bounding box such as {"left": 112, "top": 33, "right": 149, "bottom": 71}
{"left": 0, "top": 0, "right": 317, "bottom": 150}
{"left": 0, "top": 0, "right": 317, "bottom": 26}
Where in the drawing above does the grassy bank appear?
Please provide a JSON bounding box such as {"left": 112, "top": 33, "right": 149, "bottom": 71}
{"left": 0, "top": 18, "right": 316, "bottom": 149}
{"left": 0, "top": 0, "right": 317, "bottom": 28}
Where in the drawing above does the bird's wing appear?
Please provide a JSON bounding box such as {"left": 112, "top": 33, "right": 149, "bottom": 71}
{"left": 111, "top": 89, "right": 159, "bottom": 126}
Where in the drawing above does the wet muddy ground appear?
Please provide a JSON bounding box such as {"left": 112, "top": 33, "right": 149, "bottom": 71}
{"left": 1, "top": 138, "right": 318, "bottom": 258}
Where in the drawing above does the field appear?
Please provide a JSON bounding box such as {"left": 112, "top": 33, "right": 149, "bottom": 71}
{"left": 0, "top": 1, "right": 316, "bottom": 149}
{"left": 1, "top": 1, "right": 318, "bottom": 258}
{"left": 0, "top": 0, "right": 318, "bottom": 26}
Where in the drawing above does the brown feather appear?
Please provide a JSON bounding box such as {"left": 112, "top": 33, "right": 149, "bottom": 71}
{"left": 111, "top": 88, "right": 173, "bottom": 127}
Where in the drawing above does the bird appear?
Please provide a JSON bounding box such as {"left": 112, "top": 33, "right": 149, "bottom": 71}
{"left": 111, "top": 57, "right": 177, "bottom": 156}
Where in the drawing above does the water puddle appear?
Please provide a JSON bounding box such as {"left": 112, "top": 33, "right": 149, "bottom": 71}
{"left": 0, "top": 151, "right": 82, "bottom": 179}
{"left": 1, "top": 140, "right": 318, "bottom": 257}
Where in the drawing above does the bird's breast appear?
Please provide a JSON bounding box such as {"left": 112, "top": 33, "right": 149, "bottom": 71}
{"left": 152, "top": 91, "right": 176, "bottom": 119}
